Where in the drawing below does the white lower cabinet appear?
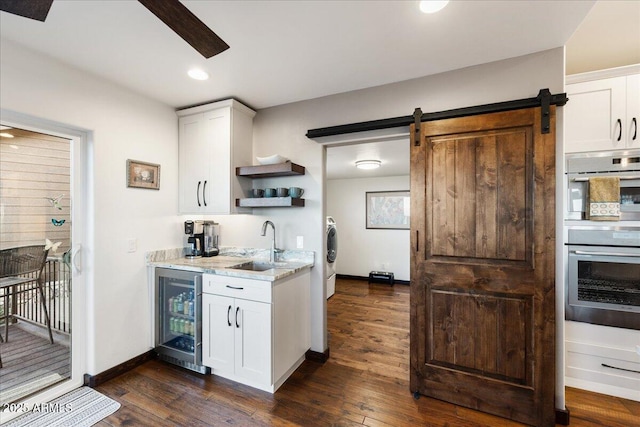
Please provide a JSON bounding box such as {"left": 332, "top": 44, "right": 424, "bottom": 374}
{"left": 202, "top": 270, "right": 310, "bottom": 392}
{"left": 203, "top": 294, "right": 271, "bottom": 385}
{"left": 565, "top": 321, "right": 640, "bottom": 402}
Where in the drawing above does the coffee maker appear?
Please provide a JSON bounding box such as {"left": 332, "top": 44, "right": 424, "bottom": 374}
{"left": 184, "top": 220, "right": 204, "bottom": 258}
{"left": 202, "top": 221, "right": 220, "bottom": 257}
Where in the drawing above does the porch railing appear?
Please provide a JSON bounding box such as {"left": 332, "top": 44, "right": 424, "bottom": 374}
{"left": 0, "top": 257, "right": 71, "bottom": 335}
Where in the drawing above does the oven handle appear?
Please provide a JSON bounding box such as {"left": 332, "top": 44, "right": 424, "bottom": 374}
{"left": 571, "top": 250, "right": 639, "bottom": 257}
{"left": 569, "top": 176, "right": 639, "bottom": 182}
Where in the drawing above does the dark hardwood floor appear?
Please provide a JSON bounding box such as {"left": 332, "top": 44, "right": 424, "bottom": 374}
{"left": 95, "top": 278, "right": 640, "bottom": 426}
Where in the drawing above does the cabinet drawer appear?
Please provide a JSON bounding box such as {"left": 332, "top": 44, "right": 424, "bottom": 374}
{"left": 203, "top": 274, "right": 271, "bottom": 303}
{"left": 565, "top": 340, "right": 640, "bottom": 395}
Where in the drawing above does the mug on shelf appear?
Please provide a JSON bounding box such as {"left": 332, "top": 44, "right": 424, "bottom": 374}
{"left": 276, "top": 187, "right": 289, "bottom": 197}
{"left": 252, "top": 188, "right": 265, "bottom": 198}
{"left": 264, "top": 188, "right": 276, "bottom": 198}
{"left": 289, "top": 187, "right": 304, "bottom": 198}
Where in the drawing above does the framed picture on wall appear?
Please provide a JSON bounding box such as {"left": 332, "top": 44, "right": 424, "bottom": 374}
{"left": 127, "top": 159, "right": 160, "bottom": 190}
{"left": 366, "top": 191, "right": 410, "bottom": 229}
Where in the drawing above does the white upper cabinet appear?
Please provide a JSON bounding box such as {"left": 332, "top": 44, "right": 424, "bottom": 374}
{"left": 177, "top": 99, "right": 255, "bottom": 214}
{"left": 565, "top": 66, "right": 640, "bottom": 153}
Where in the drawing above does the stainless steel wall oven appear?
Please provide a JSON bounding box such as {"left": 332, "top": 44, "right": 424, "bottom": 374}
{"left": 566, "top": 227, "right": 640, "bottom": 330}
{"left": 566, "top": 150, "right": 640, "bottom": 221}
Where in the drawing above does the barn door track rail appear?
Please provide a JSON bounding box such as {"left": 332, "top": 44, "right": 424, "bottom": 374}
{"left": 306, "top": 89, "right": 567, "bottom": 144}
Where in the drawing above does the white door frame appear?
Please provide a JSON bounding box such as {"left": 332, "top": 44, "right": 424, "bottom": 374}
{"left": 0, "top": 109, "right": 91, "bottom": 423}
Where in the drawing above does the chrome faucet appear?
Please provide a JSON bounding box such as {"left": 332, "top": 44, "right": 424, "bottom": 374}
{"left": 260, "top": 220, "right": 281, "bottom": 263}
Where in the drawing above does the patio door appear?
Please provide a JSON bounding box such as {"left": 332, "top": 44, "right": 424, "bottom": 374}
{"left": 0, "top": 114, "right": 88, "bottom": 422}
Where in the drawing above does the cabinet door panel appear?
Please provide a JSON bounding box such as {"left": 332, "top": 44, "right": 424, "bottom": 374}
{"left": 179, "top": 114, "right": 209, "bottom": 213}
{"left": 203, "top": 108, "right": 231, "bottom": 213}
{"left": 565, "top": 77, "right": 626, "bottom": 152}
{"left": 235, "top": 299, "right": 271, "bottom": 384}
{"left": 202, "top": 294, "right": 235, "bottom": 374}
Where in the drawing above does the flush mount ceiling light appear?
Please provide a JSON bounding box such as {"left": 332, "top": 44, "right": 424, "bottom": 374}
{"left": 419, "top": 0, "right": 449, "bottom": 14}
{"left": 187, "top": 68, "right": 209, "bottom": 81}
{"left": 0, "top": 132, "right": 14, "bottom": 138}
{"left": 355, "top": 160, "right": 381, "bottom": 170}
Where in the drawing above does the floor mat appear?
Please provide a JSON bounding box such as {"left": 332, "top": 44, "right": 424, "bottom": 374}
{"left": 2, "top": 387, "right": 120, "bottom": 427}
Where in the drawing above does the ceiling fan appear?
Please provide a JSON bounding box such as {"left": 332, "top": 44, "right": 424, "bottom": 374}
{"left": 0, "top": 0, "right": 229, "bottom": 58}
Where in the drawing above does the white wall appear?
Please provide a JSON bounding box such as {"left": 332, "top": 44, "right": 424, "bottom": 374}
{"left": 327, "top": 175, "right": 410, "bottom": 281}
{"left": 0, "top": 39, "right": 182, "bottom": 375}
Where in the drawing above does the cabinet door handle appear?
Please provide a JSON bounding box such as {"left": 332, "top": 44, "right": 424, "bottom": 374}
{"left": 633, "top": 117, "right": 637, "bottom": 141}
{"left": 235, "top": 306, "right": 240, "bottom": 328}
{"left": 227, "top": 305, "right": 232, "bottom": 326}
{"left": 203, "top": 180, "right": 207, "bottom": 207}
{"left": 225, "top": 285, "right": 244, "bottom": 290}
{"left": 197, "top": 181, "right": 202, "bottom": 207}
{"left": 617, "top": 118, "right": 622, "bottom": 141}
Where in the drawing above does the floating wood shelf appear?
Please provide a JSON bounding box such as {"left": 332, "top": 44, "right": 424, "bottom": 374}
{"left": 236, "top": 162, "right": 305, "bottom": 178}
{"left": 236, "top": 197, "right": 305, "bottom": 208}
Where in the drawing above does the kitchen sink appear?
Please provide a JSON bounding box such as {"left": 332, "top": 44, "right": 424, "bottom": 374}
{"left": 229, "top": 261, "right": 287, "bottom": 272}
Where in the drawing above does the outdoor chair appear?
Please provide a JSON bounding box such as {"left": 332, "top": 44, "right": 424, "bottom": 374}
{"left": 0, "top": 245, "right": 53, "bottom": 368}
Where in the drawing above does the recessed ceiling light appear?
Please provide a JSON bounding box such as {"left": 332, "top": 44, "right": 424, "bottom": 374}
{"left": 188, "top": 68, "right": 209, "bottom": 81}
{"left": 356, "top": 160, "right": 381, "bottom": 170}
{"left": 419, "top": 0, "right": 449, "bottom": 14}
{"left": 0, "top": 132, "right": 14, "bottom": 138}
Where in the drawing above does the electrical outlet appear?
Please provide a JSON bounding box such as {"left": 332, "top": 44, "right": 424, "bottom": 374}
{"left": 296, "top": 236, "right": 304, "bottom": 249}
{"left": 127, "top": 238, "right": 137, "bottom": 253}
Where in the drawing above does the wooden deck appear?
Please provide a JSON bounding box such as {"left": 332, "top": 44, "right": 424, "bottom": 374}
{"left": 0, "top": 323, "right": 70, "bottom": 404}
{"left": 95, "top": 278, "right": 640, "bottom": 426}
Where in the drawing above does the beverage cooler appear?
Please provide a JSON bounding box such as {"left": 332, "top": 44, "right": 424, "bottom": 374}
{"left": 155, "top": 268, "right": 210, "bottom": 374}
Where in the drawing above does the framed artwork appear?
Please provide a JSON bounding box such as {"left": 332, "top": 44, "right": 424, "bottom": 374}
{"left": 366, "top": 191, "right": 410, "bottom": 229}
{"left": 127, "top": 159, "right": 160, "bottom": 190}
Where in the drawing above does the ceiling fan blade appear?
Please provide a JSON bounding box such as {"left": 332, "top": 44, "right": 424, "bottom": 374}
{"left": 138, "top": 0, "right": 229, "bottom": 59}
{"left": 0, "top": 0, "right": 53, "bottom": 22}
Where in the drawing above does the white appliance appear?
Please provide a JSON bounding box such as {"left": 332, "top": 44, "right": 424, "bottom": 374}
{"left": 326, "top": 216, "right": 338, "bottom": 298}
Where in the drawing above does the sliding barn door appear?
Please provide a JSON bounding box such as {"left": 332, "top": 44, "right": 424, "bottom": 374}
{"left": 410, "top": 107, "right": 556, "bottom": 426}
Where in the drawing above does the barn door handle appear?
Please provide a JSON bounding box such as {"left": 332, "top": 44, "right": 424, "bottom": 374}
{"left": 616, "top": 119, "right": 622, "bottom": 141}
{"left": 197, "top": 181, "right": 202, "bottom": 207}
{"left": 416, "top": 230, "right": 419, "bottom": 252}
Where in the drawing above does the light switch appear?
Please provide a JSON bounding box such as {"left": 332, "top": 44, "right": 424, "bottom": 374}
{"left": 127, "top": 238, "right": 137, "bottom": 253}
{"left": 296, "top": 236, "right": 304, "bottom": 249}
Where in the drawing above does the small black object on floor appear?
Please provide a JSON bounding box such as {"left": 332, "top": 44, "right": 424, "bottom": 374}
{"left": 369, "top": 271, "right": 394, "bottom": 286}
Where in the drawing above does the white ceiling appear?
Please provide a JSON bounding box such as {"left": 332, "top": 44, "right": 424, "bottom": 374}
{"left": 2, "top": 1, "right": 635, "bottom": 180}
{"left": 326, "top": 138, "right": 410, "bottom": 180}
{"left": 566, "top": 0, "right": 640, "bottom": 75}
{"left": 0, "top": 0, "right": 594, "bottom": 111}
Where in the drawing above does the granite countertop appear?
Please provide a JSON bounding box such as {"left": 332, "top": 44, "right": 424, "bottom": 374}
{"left": 146, "top": 247, "right": 314, "bottom": 281}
